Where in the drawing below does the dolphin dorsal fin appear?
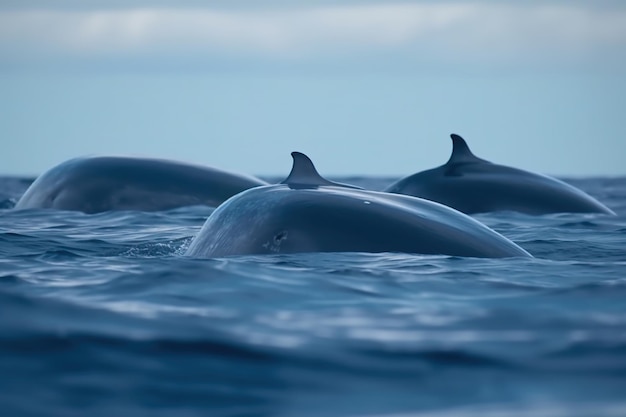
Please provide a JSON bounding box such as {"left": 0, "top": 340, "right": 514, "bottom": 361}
{"left": 281, "top": 152, "right": 361, "bottom": 189}
{"left": 446, "top": 134, "right": 488, "bottom": 165}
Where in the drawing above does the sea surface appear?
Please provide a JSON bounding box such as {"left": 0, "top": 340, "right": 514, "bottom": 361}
{"left": 1, "top": 176, "right": 625, "bottom": 417}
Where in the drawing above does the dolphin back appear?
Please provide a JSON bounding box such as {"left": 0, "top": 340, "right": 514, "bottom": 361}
{"left": 186, "top": 185, "right": 532, "bottom": 259}
{"left": 385, "top": 134, "right": 615, "bottom": 215}
{"left": 15, "top": 156, "right": 268, "bottom": 213}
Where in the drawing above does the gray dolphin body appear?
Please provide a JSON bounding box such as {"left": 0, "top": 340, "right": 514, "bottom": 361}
{"left": 14, "top": 156, "right": 268, "bottom": 213}
{"left": 385, "top": 134, "right": 615, "bottom": 215}
{"left": 186, "top": 152, "right": 531, "bottom": 259}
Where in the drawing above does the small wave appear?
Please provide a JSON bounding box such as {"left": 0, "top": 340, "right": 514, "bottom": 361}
{"left": 364, "top": 402, "right": 626, "bottom": 417}
{"left": 0, "top": 198, "right": 16, "bottom": 209}
{"left": 121, "top": 237, "right": 192, "bottom": 258}
{"left": 547, "top": 278, "right": 626, "bottom": 296}
{"left": 352, "top": 346, "right": 516, "bottom": 369}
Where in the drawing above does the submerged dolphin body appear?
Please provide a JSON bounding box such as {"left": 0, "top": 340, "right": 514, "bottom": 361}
{"left": 186, "top": 152, "right": 531, "bottom": 259}
{"left": 385, "top": 134, "right": 615, "bottom": 215}
{"left": 14, "top": 156, "right": 268, "bottom": 213}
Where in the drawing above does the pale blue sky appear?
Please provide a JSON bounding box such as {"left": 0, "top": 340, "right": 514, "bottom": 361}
{"left": 1, "top": 1, "right": 625, "bottom": 177}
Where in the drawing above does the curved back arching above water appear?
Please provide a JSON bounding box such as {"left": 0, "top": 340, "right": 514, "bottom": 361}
{"left": 186, "top": 151, "right": 531, "bottom": 259}
{"left": 385, "top": 134, "right": 615, "bottom": 215}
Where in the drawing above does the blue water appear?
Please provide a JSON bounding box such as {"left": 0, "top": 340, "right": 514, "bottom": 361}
{"left": 1, "top": 176, "right": 625, "bottom": 417}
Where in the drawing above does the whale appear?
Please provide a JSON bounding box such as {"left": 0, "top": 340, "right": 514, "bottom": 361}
{"left": 185, "top": 152, "right": 531, "bottom": 259}
{"left": 384, "top": 134, "right": 615, "bottom": 215}
{"left": 14, "top": 156, "right": 268, "bottom": 213}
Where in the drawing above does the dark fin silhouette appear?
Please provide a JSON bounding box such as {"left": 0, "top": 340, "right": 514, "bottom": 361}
{"left": 444, "top": 134, "right": 490, "bottom": 176}
{"left": 447, "top": 134, "right": 480, "bottom": 163}
{"left": 281, "top": 152, "right": 361, "bottom": 189}
{"left": 446, "top": 134, "right": 489, "bottom": 163}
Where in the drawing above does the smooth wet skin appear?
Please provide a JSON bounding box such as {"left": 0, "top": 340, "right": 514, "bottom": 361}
{"left": 14, "top": 156, "right": 268, "bottom": 213}
{"left": 186, "top": 152, "right": 531, "bottom": 259}
{"left": 385, "top": 134, "right": 615, "bottom": 215}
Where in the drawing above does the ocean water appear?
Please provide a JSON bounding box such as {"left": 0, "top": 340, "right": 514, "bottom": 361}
{"left": 1, "top": 176, "right": 625, "bottom": 417}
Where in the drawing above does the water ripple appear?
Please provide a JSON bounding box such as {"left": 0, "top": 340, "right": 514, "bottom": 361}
{"left": 1, "top": 176, "right": 626, "bottom": 416}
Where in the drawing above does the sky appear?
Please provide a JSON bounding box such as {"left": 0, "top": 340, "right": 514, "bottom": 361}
{"left": 1, "top": 1, "right": 625, "bottom": 178}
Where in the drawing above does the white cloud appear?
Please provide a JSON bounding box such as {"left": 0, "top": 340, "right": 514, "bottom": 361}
{"left": 0, "top": 3, "right": 625, "bottom": 69}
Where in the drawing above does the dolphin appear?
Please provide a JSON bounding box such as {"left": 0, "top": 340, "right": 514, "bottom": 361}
{"left": 186, "top": 152, "right": 531, "bottom": 259}
{"left": 384, "top": 134, "right": 615, "bottom": 215}
{"left": 14, "top": 156, "right": 268, "bottom": 213}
